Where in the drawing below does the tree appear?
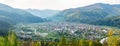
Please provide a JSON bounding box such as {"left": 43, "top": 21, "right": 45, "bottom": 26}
{"left": 7, "top": 31, "right": 19, "bottom": 46}
{"left": 108, "top": 29, "right": 114, "bottom": 37}
{"left": 89, "top": 40, "right": 95, "bottom": 46}
{"left": 79, "top": 40, "right": 88, "bottom": 46}
{"left": 58, "top": 37, "right": 67, "bottom": 46}
{"left": 102, "top": 41, "right": 108, "bottom": 46}
{"left": 107, "top": 36, "right": 120, "bottom": 46}
{"left": 0, "top": 37, "right": 5, "bottom": 46}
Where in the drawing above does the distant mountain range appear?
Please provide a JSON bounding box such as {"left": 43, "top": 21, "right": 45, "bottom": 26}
{"left": 51, "top": 3, "right": 120, "bottom": 27}
{"left": 26, "top": 9, "right": 60, "bottom": 18}
{"left": 0, "top": 3, "right": 120, "bottom": 35}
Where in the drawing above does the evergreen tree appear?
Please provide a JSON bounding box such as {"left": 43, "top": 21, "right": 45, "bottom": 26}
{"left": 58, "top": 37, "right": 67, "bottom": 46}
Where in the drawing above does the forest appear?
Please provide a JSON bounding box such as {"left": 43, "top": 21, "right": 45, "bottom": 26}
{"left": 0, "top": 30, "right": 119, "bottom": 46}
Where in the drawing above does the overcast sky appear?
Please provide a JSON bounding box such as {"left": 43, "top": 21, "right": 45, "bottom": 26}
{"left": 0, "top": 0, "right": 120, "bottom": 10}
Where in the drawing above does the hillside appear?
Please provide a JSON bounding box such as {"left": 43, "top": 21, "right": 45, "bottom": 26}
{"left": 0, "top": 3, "right": 44, "bottom": 24}
{"left": 91, "top": 16, "right": 120, "bottom": 27}
{"left": 0, "top": 20, "right": 11, "bottom": 36}
{"left": 0, "top": 3, "right": 45, "bottom": 36}
{"left": 51, "top": 3, "right": 120, "bottom": 27}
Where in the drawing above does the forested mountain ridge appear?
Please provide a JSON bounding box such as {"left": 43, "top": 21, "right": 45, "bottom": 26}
{"left": 51, "top": 3, "right": 120, "bottom": 27}
{"left": 91, "top": 16, "right": 120, "bottom": 27}
{"left": 0, "top": 3, "right": 44, "bottom": 35}
{"left": 0, "top": 3, "right": 44, "bottom": 24}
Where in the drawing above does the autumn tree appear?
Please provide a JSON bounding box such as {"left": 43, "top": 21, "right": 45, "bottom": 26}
{"left": 107, "top": 36, "right": 120, "bottom": 46}
{"left": 0, "top": 37, "right": 5, "bottom": 46}
{"left": 108, "top": 29, "right": 114, "bottom": 37}
{"left": 58, "top": 37, "right": 67, "bottom": 46}
{"left": 7, "top": 31, "right": 19, "bottom": 46}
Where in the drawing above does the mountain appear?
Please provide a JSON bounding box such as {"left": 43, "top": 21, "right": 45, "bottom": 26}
{"left": 0, "top": 3, "right": 44, "bottom": 24}
{"left": 26, "top": 9, "right": 60, "bottom": 18}
{"left": 91, "top": 16, "right": 120, "bottom": 27}
{"left": 0, "top": 3, "right": 45, "bottom": 36}
{"left": 51, "top": 3, "right": 120, "bottom": 27}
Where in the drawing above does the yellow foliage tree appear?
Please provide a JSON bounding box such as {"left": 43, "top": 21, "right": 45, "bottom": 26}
{"left": 58, "top": 37, "right": 67, "bottom": 46}
{"left": 108, "top": 29, "right": 114, "bottom": 37}
{"left": 107, "top": 36, "right": 120, "bottom": 46}
{"left": 0, "top": 37, "right": 5, "bottom": 46}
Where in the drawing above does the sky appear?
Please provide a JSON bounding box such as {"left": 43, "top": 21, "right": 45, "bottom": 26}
{"left": 0, "top": 0, "right": 120, "bottom": 10}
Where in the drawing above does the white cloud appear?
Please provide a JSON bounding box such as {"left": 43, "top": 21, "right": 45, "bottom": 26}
{"left": 0, "top": 0, "right": 120, "bottom": 10}
{"left": 0, "top": 0, "right": 15, "bottom": 3}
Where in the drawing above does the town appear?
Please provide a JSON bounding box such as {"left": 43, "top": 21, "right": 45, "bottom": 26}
{"left": 14, "top": 22, "right": 109, "bottom": 41}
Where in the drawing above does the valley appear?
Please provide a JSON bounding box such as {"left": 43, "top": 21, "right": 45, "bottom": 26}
{"left": 14, "top": 22, "right": 109, "bottom": 41}
{"left": 0, "top": 2, "right": 120, "bottom": 46}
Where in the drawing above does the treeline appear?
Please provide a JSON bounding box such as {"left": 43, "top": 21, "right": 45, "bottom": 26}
{"left": 0, "top": 30, "right": 120, "bottom": 46}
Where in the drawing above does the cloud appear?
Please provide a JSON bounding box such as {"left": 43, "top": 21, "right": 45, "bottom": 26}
{"left": 1, "top": 0, "right": 15, "bottom": 3}
{"left": 0, "top": 0, "right": 120, "bottom": 10}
